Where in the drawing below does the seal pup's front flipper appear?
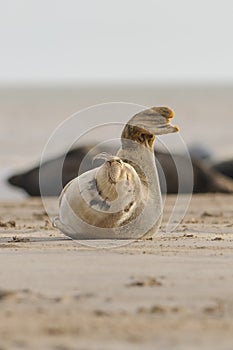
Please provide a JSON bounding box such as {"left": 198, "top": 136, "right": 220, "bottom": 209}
{"left": 126, "top": 106, "right": 179, "bottom": 136}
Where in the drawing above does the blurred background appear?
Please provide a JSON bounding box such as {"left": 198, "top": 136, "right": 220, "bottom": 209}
{"left": 1, "top": 0, "right": 233, "bottom": 198}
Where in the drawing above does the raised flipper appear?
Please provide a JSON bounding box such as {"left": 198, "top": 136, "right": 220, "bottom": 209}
{"left": 124, "top": 106, "right": 179, "bottom": 136}
{"left": 121, "top": 106, "right": 179, "bottom": 150}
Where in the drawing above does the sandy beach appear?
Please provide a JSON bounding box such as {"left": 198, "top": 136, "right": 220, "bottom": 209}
{"left": 0, "top": 194, "right": 232, "bottom": 349}
{"left": 0, "top": 85, "right": 233, "bottom": 349}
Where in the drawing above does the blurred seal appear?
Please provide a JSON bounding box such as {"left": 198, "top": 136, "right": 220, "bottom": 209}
{"left": 8, "top": 148, "right": 233, "bottom": 197}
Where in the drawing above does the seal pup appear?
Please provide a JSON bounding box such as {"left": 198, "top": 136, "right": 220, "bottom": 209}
{"left": 54, "top": 106, "right": 178, "bottom": 239}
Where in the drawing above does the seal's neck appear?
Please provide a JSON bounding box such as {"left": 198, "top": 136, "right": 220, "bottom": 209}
{"left": 121, "top": 125, "right": 155, "bottom": 151}
{"left": 118, "top": 131, "right": 158, "bottom": 188}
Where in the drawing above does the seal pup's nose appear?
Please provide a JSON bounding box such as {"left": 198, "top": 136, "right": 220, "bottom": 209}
{"left": 105, "top": 158, "right": 123, "bottom": 184}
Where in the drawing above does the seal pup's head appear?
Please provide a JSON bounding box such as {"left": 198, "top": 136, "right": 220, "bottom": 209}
{"left": 70, "top": 152, "right": 146, "bottom": 229}
{"left": 95, "top": 155, "right": 143, "bottom": 204}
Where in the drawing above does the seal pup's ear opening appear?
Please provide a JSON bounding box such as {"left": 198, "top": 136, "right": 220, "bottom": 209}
{"left": 126, "top": 106, "right": 179, "bottom": 135}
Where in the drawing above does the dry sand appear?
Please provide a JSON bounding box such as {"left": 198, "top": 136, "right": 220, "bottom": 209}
{"left": 0, "top": 194, "right": 233, "bottom": 349}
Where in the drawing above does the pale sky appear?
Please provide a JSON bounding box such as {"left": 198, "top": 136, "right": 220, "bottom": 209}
{"left": 0, "top": 0, "right": 233, "bottom": 83}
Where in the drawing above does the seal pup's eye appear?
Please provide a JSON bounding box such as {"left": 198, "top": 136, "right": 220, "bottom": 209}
{"left": 115, "top": 159, "right": 121, "bottom": 164}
